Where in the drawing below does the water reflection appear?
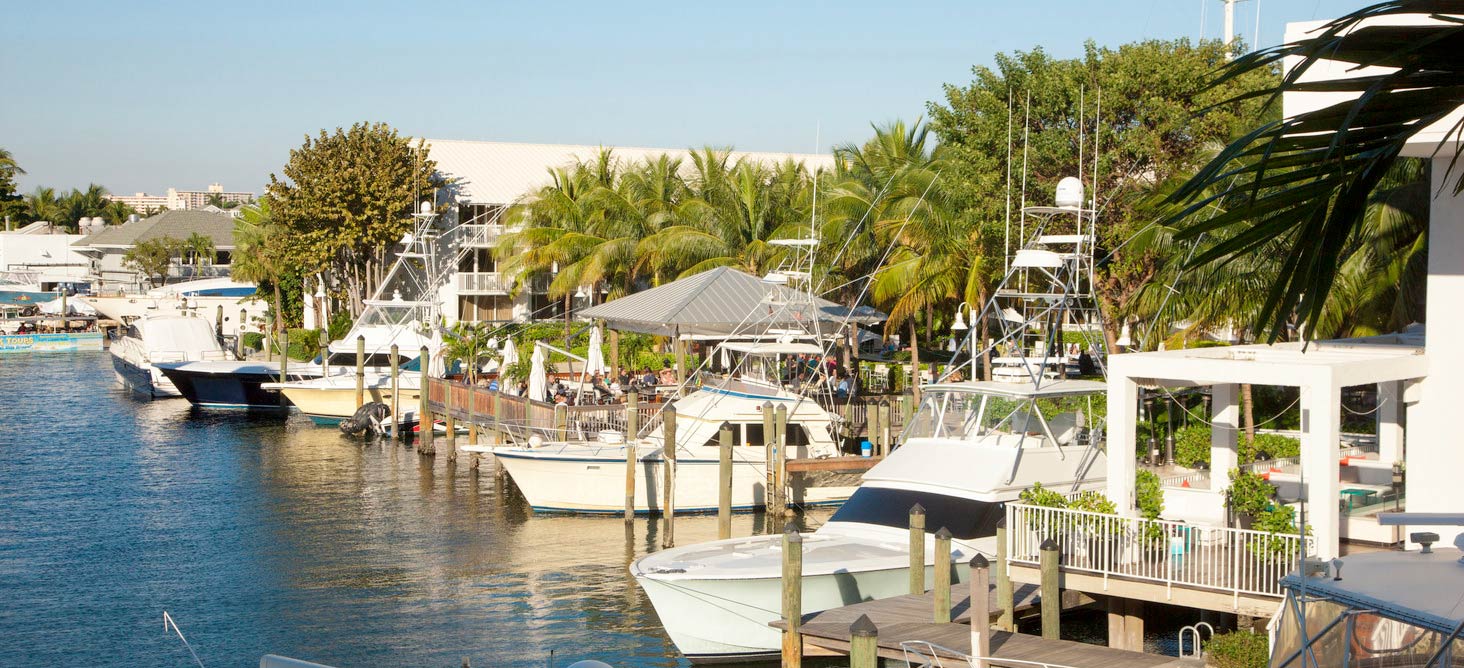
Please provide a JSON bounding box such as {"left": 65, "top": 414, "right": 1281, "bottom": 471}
{"left": 0, "top": 353, "right": 828, "bottom": 667}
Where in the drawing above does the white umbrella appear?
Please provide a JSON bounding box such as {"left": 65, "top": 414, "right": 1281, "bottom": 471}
{"left": 585, "top": 326, "right": 607, "bottom": 376}
{"left": 428, "top": 327, "right": 446, "bottom": 378}
{"left": 500, "top": 338, "right": 519, "bottom": 368}
{"left": 527, "top": 344, "right": 547, "bottom": 402}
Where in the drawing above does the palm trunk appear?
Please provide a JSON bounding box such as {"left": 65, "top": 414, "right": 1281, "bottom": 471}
{"left": 1241, "top": 383, "right": 1256, "bottom": 448}
{"left": 273, "top": 282, "right": 284, "bottom": 335}
{"left": 909, "top": 320, "right": 921, "bottom": 403}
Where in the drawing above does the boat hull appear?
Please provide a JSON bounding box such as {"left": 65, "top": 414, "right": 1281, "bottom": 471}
{"left": 109, "top": 349, "right": 179, "bottom": 398}
{"left": 278, "top": 384, "right": 420, "bottom": 424}
{"left": 156, "top": 362, "right": 322, "bottom": 410}
{"left": 493, "top": 449, "right": 853, "bottom": 514}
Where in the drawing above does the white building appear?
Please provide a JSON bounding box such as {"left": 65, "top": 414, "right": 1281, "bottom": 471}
{"left": 0, "top": 222, "right": 92, "bottom": 288}
{"left": 423, "top": 139, "right": 835, "bottom": 326}
{"left": 107, "top": 183, "right": 253, "bottom": 213}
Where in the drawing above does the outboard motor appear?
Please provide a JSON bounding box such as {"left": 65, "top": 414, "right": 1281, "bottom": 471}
{"left": 340, "top": 402, "right": 390, "bottom": 436}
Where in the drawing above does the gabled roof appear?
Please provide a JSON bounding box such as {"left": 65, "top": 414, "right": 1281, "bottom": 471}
{"left": 74, "top": 210, "right": 237, "bottom": 249}
{"left": 578, "top": 266, "right": 883, "bottom": 337}
{"left": 424, "top": 138, "right": 836, "bottom": 205}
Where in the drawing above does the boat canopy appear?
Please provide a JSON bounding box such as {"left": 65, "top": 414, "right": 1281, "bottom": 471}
{"left": 922, "top": 379, "right": 1106, "bottom": 399}
{"left": 135, "top": 316, "right": 224, "bottom": 357}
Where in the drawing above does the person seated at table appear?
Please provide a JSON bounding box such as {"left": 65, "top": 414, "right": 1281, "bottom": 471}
{"left": 487, "top": 377, "right": 500, "bottom": 392}
{"left": 554, "top": 392, "right": 569, "bottom": 406}
{"left": 591, "top": 373, "right": 612, "bottom": 401}
{"left": 609, "top": 378, "right": 623, "bottom": 398}
{"left": 658, "top": 363, "right": 676, "bottom": 386}
{"left": 640, "top": 367, "right": 656, "bottom": 387}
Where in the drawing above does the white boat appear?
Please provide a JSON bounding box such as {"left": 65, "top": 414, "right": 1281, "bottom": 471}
{"left": 109, "top": 314, "right": 234, "bottom": 398}
{"left": 264, "top": 370, "right": 422, "bottom": 425}
{"left": 631, "top": 379, "right": 1108, "bottom": 659}
{"left": 81, "top": 278, "right": 266, "bottom": 337}
{"left": 494, "top": 355, "right": 853, "bottom": 514}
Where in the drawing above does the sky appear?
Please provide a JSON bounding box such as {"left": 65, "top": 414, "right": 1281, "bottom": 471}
{"left": 1, "top": 0, "right": 1377, "bottom": 197}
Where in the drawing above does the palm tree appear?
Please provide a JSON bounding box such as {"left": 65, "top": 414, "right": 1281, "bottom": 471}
{"left": 442, "top": 322, "right": 494, "bottom": 385}
{"left": 26, "top": 187, "right": 61, "bottom": 224}
{"left": 0, "top": 147, "right": 22, "bottom": 176}
{"left": 183, "top": 232, "right": 217, "bottom": 272}
{"left": 232, "top": 199, "right": 289, "bottom": 334}
{"left": 1162, "top": 1, "right": 1464, "bottom": 340}
{"left": 103, "top": 200, "right": 138, "bottom": 225}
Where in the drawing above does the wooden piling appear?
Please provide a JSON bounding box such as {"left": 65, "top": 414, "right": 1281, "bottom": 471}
{"left": 674, "top": 335, "right": 686, "bottom": 395}
{"left": 445, "top": 377, "right": 457, "bottom": 459}
{"left": 868, "top": 398, "right": 882, "bottom": 455}
{"left": 467, "top": 383, "right": 478, "bottom": 445}
{"left": 761, "top": 401, "right": 775, "bottom": 515}
{"left": 660, "top": 406, "right": 677, "bottom": 548}
{"left": 1040, "top": 538, "right": 1060, "bottom": 640}
{"left": 908, "top": 503, "right": 926, "bottom": 594}
{"left": 718, "top": 423, "right": 733, "bottom": 540}
{"left": 553, "top": 404, "right": 567, "bottom": 441}
{"left": 418, "top": 346, "right": 435, "bottom": 455}
{"left": 996, "top": 517, "right": 1014, "bottom": 631}
{"left": 355, "top": 335, "right": 366, "bottom": 410}
{"left": 236, "top": 308, "right": 247, "bottom": 359}
{"left": 780, "top": 526, "right": 803, "bottom": 668}
{"left": 970, "top": 554, "right": 991, "bottom": 668}
{"left": 849, "top": 614, "right": 877, "bottom": 668}
{"left": 624, "top": 391, "right": 639, "bottom": 522}
{"left": 319, "top": 328, "right": 330, "bottom": 380}
{"left": 774, "top": 403, "right": 788, "bottom": 515}
{"left": 389, "top": 344, "right": 400, "bottom": 441}
{"left": 933, "top": 527, "right": 952, "bottom": 623}
{"left": 278, "top": 329, "right": 289, "bottom": 408}
{"left": 215, "top": 304, "right": 223, "bottom": 339}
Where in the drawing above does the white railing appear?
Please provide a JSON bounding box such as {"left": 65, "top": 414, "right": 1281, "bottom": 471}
{"left": 461, "top": 223, "right": 506, "bottom": 246}
{"left": 1006, "top": 503, "right": 1310, "bottom": 599}
{"left": 457, "top": 272, "right": 508, "bottom": 294}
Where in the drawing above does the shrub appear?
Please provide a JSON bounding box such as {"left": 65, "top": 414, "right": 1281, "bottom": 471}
{"left": 281, "top": 327, "right": 321, "bottom": 361}
{"left": 242, "top": 332, "right": 264, "bottom": 351}
{"left": 1206, "top": 630, "right": 1269, "bottom": 668}
{"left": 1067, "top": 490, "right": 1116, "bottom": 515}
{"left": 1135, "top": 470, "right": 1164, "bottom": 520}
{"left": 1253, "top": 433, "right": 1300, "bottom": 460}
{"left": 1226, "top": 469, "right": 1273, "bottom": 519}
{"left": 1018, "top": 481, "right": 1068, "bottom": 509}
{"left": 1172, "top": 424, "right": 1212, "bottom": 468}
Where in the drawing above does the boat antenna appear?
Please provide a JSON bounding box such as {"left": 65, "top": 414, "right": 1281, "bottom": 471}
{"left": 1078, "top": 85, "right": 1085, "bottom": 198}
{"left": 1019, "top": 89, "right": 1031, "bottom": 264}
{"left": 1091, "top": 88, "right": 1101, "bottom": 294}
{"left": 1005, "top": 90, "right": 1014, "bottom": 274}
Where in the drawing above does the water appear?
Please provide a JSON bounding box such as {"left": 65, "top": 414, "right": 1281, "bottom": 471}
{"left": 0, "top": 353, "right": 815, "bottom": 667}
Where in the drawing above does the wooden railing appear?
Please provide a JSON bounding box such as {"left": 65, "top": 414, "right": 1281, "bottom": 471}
{"left": 1006, "top": 503, "right": 1310, "bottom": 599}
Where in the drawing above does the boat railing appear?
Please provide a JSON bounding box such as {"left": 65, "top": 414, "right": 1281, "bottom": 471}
{"left": 428, "top": 378, "right": 666, "bottom": 441}
{"left": 1006, "top": 502, "right": 1312, "bottom": 599}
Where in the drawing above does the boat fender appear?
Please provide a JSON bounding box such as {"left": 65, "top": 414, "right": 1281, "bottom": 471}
{"left": 341, "top": 402, "right": 390, "bottom": 436}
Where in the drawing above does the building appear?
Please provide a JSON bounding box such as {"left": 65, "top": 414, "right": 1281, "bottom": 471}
{"left": 0, "top": 222, "right": 92, "bottom": 289}
{"left": 107, "top": 183, "right": 253, "bottom": 213}
{"left": 423, "top": 139, "right": 836, "bottom": 326}
{"left": 73, "top": 209, "right": 238, "bottom": 291}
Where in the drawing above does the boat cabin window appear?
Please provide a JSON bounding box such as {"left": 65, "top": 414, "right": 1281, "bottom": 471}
{"left": 740, "top": 423, "right": 811, "bottom": 446}
{"left": 903, "top": 391, "right": 985, "bottom": 440}
{"left": 828, "top": 487, "right": 1004, "bottom": 541}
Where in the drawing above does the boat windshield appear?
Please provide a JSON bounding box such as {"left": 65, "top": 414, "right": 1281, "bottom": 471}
{"left": 828, "top": 487, "right": 1003, "bottom": 540}
{"left": 901, "top": 388, "right": 1093, "bottom": 446}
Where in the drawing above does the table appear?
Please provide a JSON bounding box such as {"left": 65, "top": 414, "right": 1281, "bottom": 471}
{"left": 1340, "top": 488, "right": 1377, "bottom": 511}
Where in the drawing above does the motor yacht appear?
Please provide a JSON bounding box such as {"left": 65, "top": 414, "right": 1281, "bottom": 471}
{"left": 81, "top": 277, "right": 266, "bottom": 338}
{"left": 265, "top": 370, "right": 423, "bottom": 425}
{"left": 495, "top": 342, "right": 852, "bottom": 514}
{"left": 109, "top": 314, "right": 234, "bottom": 398}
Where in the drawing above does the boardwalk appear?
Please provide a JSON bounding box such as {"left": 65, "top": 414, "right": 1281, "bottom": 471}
{"left": 773, "top": 583, "right": 1201, "bottom": 668}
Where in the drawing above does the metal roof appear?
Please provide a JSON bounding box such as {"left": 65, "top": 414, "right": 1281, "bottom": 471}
{"left": 74, "top": 210, "right": 238, "bottom": 249}
{"left": 578, "top": 266, "right": 883, "bottom": 337}
{"left": 424, "top": 138, "right": 836, "bottom": 205}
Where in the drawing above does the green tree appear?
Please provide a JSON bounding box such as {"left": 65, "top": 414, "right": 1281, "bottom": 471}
{"left": 124, "top": 238, "right": 180, "bottom": 288}
{"left": 183, "top": 232, "right": 217, "bottom": 270}
{"left": 442, "top": 321, "right": 494, "bottom": 385}
{"left": 1161, "top": 2, "right": 1460, "bottom": 340}
{"left": 0, "top": 147, "right": 25, "bottom": 225}
{"left": 206, "top": 192, "right": 241, "bottom": 210}
{"left": 265, "top": 122, "right": 444, "bottom": 316}
{"left": 103, "top": 199, "right": 138, "bottom": 225}
{"left": 231, "top": 199, "right": 293, "bottom": 333}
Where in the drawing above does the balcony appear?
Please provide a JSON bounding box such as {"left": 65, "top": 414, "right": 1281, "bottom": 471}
{"left": 462, "top": 224, "right": 507, "bottom": 247}
{"left": 457, "top": 271, "right": 510, "bottom": 295}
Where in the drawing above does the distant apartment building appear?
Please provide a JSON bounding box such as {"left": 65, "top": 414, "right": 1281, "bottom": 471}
{"left": 108, "top": 183, "right": 253, "bottom": 212}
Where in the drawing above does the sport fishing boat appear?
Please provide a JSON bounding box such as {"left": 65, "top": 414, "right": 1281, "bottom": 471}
{"left": 635, "top": 164, "right": 1114, "bottom": 660}
{"left": 267, "top": 369, "right": 424, "bottom": 425}
{"left": 494, "top": 342, "right": 854, "bottom": 514}
{"left": 81, "top": 277, "right": 266, "bottom": 338}
{"left": 109, "top": 314, "right": 234, "bottom": 398}
{"left": 0, "top": 270, "right": 54, "bottom": 306}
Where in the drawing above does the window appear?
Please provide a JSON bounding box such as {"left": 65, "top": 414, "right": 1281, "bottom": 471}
{"left": 829, "top": 487, "right": 1004, "bottom": 541}
{"left": 744, "top": 423, "right": 765, "bottom": 446}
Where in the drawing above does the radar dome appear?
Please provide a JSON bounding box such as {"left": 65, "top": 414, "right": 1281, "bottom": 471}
{"left": 1054, "top": 177, "right": 1084, "bottom": 208}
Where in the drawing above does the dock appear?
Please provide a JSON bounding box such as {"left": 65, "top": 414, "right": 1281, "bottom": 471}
{"left": 774, "top": 583, "right": 1201, "bottom": 667}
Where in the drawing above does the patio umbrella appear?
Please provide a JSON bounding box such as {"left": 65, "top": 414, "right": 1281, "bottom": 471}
{"left": 500, "top": 338, "right": 518, "bottom": 368}
{"left": 527, "top": 344, "right": 547, "bottom": 402}
{"left": 585, "top": 326, "right": 607, "bottom": 376}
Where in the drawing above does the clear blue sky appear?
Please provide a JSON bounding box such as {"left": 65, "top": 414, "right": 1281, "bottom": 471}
{"left": 1, "top": 0, "right": 1374, "bottom": 197}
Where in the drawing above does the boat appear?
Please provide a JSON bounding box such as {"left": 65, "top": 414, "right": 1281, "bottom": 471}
{"left": 494, "top": 342, "right": 853, "bottom": 514}
{"left": 266, "top": 370, "right": 423, "bottom": 425}
{"left": 154, "top": 359, "right": 326, "bottom": 410}
{"left": 80, "top": 277, "right": 267, "bottom": 338}
{"left": 635, "top": 160, "right": 1114, "bottom": 660}
{"left": 0, "top": 270, "right": 55, "bottom": 306}
{"left": 109, "top": 314, "right": 234, "bottom": 397}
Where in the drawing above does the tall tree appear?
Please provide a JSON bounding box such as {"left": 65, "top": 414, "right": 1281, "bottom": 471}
{"left": 0, "top": 147, "right": 25, "bottom": 226}
{"left": 265, "top": 122, "right": 443, "bottom": 316}
{"left": 232, "top": 199, "right": 292, "bottom": 333}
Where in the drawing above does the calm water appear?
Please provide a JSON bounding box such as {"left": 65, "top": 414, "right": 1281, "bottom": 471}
{"left": 0, "top": 353, "right": 818, "bottom": 667}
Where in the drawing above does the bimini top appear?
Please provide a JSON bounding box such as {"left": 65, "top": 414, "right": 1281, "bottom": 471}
{"left": 922, "top": 379, "right": 1107, "bottom": 399}
{"left": 1280, "top": 547, "right": 1464, "bottom": 634}
{"left": 720, "top": 341, "right": 825, "bottom": 355}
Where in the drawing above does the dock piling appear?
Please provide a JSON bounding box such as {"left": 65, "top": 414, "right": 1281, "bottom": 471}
{"left": 389, "top": 344, "right": 400, "bottom": 441}
{"left": 355, "top": 335, "right": 365, "bottom": 410}
{"left": 236, "top": 308, "right": 246, "bottom": 359}
{"left": 418, "top": 346, "right": 435, "bottom": 454}
{"left": 849, "top": 614, "right": 877, "bottom": 668}
{"left": 774, "top": 404, "right": 788, "bottom": 516}
{"left": 660, "top": 406, "right": 677, "bottom": 548}
{"left": 445, "top": 377, "right": 457, "bottom": 458}
{"left": 718, "top": 423, "right": 733, "bottom": 540}
{"left": 933, "top": 527, "right": 952, "bottom": 623}
{"left": 996, "top": 517, "right": 1014, "bottom": 631}
{"left": 970, "top": 554, "right": 991, "bottom": 668}
{"left": 780, "top": 526, "right": 803, "bottom": 668}
{"left": 1040, "top": 538, "right": 1060, "bottom": 640}
{"left": 278, "top": 330, "right": 289, "bottom": 408}
{"left": 214, "top": 304, "right": 222, "bottom": 340}
{"left": 624, "top": 391, "right": 638, "bottom": 522}
{"left": 908, "top": 503, "right": 926, "bottom": 594}
{"left": 319, "top": 328, "right": 330, "bottom": 380}
{"left": 760, "top": 401, "right": 774, "bottom": 520}
{"left": 869, "top": 399, "right": 882, "bottom": 456}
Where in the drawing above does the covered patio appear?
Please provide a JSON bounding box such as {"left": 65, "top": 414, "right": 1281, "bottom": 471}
{"left": 1105, "top": 330, "right": 1427, "bottom": 560}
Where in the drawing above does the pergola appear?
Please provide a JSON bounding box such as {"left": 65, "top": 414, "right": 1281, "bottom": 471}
{"left": 1105, "top": 330, "right": 1427, "bottom": 560}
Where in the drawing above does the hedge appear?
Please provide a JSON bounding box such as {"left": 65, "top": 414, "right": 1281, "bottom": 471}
{"left": 1206, "top": 630, "right": 1268, "bottom": 668}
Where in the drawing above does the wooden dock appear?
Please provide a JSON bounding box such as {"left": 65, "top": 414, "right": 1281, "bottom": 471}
{"left": 773, "top": 583, "right": 1201, "bottom": 668}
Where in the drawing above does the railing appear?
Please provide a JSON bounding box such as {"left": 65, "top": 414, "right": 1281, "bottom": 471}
{"left": 1006, "top": 503, "right": 1310, "bottom": 599}
{"left": 426, "top": 378, "right": 666, "bottom": 440}
{"left": 461, "top": 223, "right": 506, "bottom": 246}
{"left": 456, "top": 272, "right": 509, "bottom": 294}
{"left": 900, "top": 641, "right": 1078, "bottom": 668}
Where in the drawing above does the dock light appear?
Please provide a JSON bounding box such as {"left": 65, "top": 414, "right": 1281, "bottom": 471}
{"left": 951, "top": 301, "right": 974, "bottom": 332}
